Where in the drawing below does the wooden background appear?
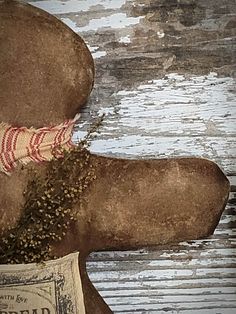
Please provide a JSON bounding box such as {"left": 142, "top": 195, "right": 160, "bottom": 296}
{"left": 28, "top": 0, "right": 236, "bottom": 312}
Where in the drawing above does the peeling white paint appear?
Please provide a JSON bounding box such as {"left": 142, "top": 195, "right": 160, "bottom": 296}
{"left": 92, "top": 50, "right": 107, "bottom": 58}
{"left": 98, "top": 107, "right": 116, "bottom": 115}
{"left": 157, "top": 30, "right": 165, "bottom": 38}
{"left": 106, "top": 294, "right": 236, "bottom": 305}
{"left": 61, "top": 13, "right": 143, "bottom": 33}
{"left": 118, "top": 35, "right": 131, "bottom": 43}
{"left": 87, "top": 135, "right": 235, "bottom": 159}
{"left": 93, "top": 276, "right": 236, "bottom": 289}
{"left": 88, "top": 257, "right": 236, "bottom": 270}
{"left": 72, "top": 132, "right": 86, "bottom": 144}
{"left": 214, "top": 228, "right": 236, "bottom": 236}
{"left": 80, "top": 13, "right": 142, "bottom": 32}
{"left": 74, "top": 73, "right": 235, "bottom": 168}
{"left": 111, "top": 301, "right": 236, "bottom": 312}
{"left": 87, "top": 45, "right": 107, "bottom": 59}
{"left": 60, "top": 17, "right": 79, "bottom": 32}
{"left": 30, "top": 0, "right": 127, "bottom": 14}
{"left": 219, "top": 215, "right": 236, "bottom": 224}
{"left": 100, "top": 286, "right": 236, "bottom": 297}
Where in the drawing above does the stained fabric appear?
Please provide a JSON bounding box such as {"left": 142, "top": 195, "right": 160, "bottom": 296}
{"left": 0, "top": 115, "right": 79, "bottom": 174}
{"left": 0, "top": 252, "right": 86, "bottom": 313}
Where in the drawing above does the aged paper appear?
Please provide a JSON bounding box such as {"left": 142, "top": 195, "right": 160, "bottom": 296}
{"left": 0, "top": 252, "right": 85, "bottom": 314}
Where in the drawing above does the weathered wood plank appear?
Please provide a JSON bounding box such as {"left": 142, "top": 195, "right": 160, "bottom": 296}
{"left": 80, "top": 73, "right": 236, "bottom": 137}
{"left": 111, "top": 301, "right": 236, "bottom": 312}
{"left": 114, "top": 310, "right": 236, "bottom": 314}
{"left": 108, "top": 296, "right": 236, "bottom": 306}
{"left": 99, "top": 286, "right": 236, "bottom": 297}
{"left": 30, "top": 0, "right": 130, "bottom": 15}
{"left": 89, "top": 267, "right": 236, "bottom": 282}
{"left": 87, "top": 258, "right": 236, "bottom": 271}
{"left": 93, "top": 277, "right": 236, "bottom": 291}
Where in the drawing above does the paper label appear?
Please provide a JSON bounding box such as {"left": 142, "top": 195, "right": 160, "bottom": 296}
{"left": 0, "top": 252, "right": 85, "bottom": 314}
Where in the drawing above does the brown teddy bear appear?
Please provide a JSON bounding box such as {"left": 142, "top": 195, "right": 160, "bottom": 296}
{"left": 0, "top": 1, "right": 230, "bottom": 313}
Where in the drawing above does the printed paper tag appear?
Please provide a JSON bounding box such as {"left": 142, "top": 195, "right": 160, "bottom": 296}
{"left": 0, "top": 252, "right": 85, "bottom": 314}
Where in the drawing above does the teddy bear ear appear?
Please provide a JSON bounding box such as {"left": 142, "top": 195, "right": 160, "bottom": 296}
{"left": 0, "top": 0, "right": 94, "bottom": 128}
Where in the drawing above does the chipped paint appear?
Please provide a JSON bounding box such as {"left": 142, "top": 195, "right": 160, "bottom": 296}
{"left": 81, "top": 13, "right": 142, "bottom": 32}
{"left": 60, "top": 17, "right": 79, "bottom": 32}
{"left": 29, "top": 0, "right": 127, "bottom": 14}
{"left": 87, "top": 45, "right": 107, "bottom": 59}
{"left": 73, "top": 73, "right": 236, "bottom": 175}
{"left": 61, "top": 13, "right": 143, "bottom": 33}
{"left": 157, "top": 30, "right": 165, "bottom": 38}
{"left": 118, "top": 35, "right": 131, "bottom": 43}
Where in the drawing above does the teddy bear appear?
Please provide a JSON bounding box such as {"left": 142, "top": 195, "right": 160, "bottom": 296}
{"left": 0, "top": 1, "right": 230, "bottom": 313}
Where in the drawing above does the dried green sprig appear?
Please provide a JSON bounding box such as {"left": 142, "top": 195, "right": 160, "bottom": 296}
{"left": 0, "top": 115, "right": 104, "bottom": 264}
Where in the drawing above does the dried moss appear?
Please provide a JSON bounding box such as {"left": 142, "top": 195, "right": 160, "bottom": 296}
{"left": 0, "top": 116, "right": 104, "bottom": 264}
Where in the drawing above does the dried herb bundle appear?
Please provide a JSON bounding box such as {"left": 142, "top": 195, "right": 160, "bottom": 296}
{"left": 0, "top": 116, "right": 104, "bottom": 264}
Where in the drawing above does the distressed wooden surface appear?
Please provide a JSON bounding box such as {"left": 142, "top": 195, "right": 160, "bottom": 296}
{"left": 29, "top": 0, "right": 236, "bottom": 312}
{"left": 87, "top": 196, "right": 236, "bottom": 313}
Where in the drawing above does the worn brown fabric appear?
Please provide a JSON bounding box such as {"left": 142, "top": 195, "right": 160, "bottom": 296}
{"left": 53, "top": 153, "right": 230, "bottom": 254}
{"left": 51, "top": 153, "right": 230, "bottom": 313}
{"left": 0, "top": 166, "right": 29, "bottom": 235}
{"left": 0, "top": 1, "right": 231, "bottom": 313}
{"left": 0, "top": 0, "right": 94, "bottom": 128}
{"left": 47, "top": 153, "right": 230, "bottom": 314}
{"left": 0, "top": 153, "right": 230, "bottom": 313}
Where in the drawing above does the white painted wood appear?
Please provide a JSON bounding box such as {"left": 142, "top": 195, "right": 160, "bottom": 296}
{"left": 93, "top": 277, "right": 236, "bottom": 290}
{"left": 30, "top": 0, "right": 127, "bottom": 14}
{"left": 100, "top": 287, "right": 236, "bottom": 297}
{"left": 88, "top": 267, "right": 236, "bottom": 282}
{"left": 114, "top": 310, "right": 233, "bottom": 314}
{"left": 87, "top": 257, "right": 236, "bottom": 269}
{"left": 111, "top": 301, "right": 236, "bottom": 312}
{"left": 112, "top": 311, "right": 236, "bottom": 314}
{"left": 27, "top": 0, "right": 236, "bottom": 312}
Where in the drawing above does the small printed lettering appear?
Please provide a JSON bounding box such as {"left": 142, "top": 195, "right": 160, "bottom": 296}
{"left": 15, "top": 295, "right": 27, "bottom": 304}
{"left": 0, "top": 296, "right": 14, "bottom": 301}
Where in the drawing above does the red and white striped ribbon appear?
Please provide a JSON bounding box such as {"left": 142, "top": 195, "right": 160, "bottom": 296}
{"left": 0, "top": 115, "right": 79, "bottom": 175}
